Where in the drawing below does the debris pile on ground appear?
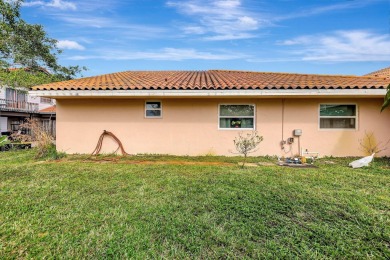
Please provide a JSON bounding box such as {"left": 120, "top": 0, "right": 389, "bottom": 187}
{"left": 277, "top": 156, "right": 317, "bottom": 168}
{"left": 349, "top": 153, "right": 375, "bottom": 168}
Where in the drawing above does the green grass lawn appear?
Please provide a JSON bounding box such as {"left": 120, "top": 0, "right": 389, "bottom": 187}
{"left": 0, "top": 150, "right": 389, "bottom": 258}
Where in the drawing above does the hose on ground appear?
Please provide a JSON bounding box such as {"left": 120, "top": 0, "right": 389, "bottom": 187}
{"left": 91, "top": 130, "right": 129, "bottom": 155}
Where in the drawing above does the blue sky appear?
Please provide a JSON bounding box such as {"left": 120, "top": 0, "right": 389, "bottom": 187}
{"left": 20, "top": 0, "right": 390, "bottom": 77}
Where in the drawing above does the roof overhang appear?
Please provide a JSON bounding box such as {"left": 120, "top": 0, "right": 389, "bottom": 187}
{"left": 28, "top": 89, "right": 387, "bottom": 99}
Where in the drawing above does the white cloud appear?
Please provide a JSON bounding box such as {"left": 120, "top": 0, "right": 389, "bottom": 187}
{"left": 275, "top": 0, "right": 379, "bottom": 21}
{"left": 182, "top": 26, "right": 206, "bottom": 35}
{"left": 167, "top": 0, "right": 264, "bottom": 41}
{"left": 55, "top": 15, "right": 169, "bottom": 39}
{"left": 23, "top": 0, "right": 76, "bottom": 10}
{"left": 57, "top": 40, "right": 85, "bottom": 50}
{"left": 214, "top": 0, "right": 240, "bottom": 9}
{"left": 278, "top": 37, "right": 312, "bottom": 46}
{"left": 278, "top": 30, "right": 390, "bottom": 62}
{"left": 237, "top": 16, "right": 258, "bottom": 29}
{"left": 204, "top": 33, "right": 256, "bottom": 41}
{"left": 47, "top": 0, "right": 76, "bottom": 10}
{"left": 23, "top": 1, "right": 44, "bottom": 7}
{"left": 55, "top": 16, "right": 113, "bottom": 28}
{"left": 68, "top": 48, "right": 247, "bottom": 61}
{"left": 167, "top": 0, "right": 383, "bottom": 41}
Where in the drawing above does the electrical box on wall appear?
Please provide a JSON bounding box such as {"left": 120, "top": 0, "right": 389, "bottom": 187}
{"left": 293, "top": 129, "right": 302, "bottom": 136}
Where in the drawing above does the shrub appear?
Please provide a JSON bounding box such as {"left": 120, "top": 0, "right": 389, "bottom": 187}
{"left": 358, "top": 131, "right": 389, "bottom": 155}
{"left": 11, "top": 118, "right": 62, "bottom": 159}
{"left": 0, "top": 135, "right": 10, "bottom": 146}
{"left": 232, "top": 131, "right": 263, "bottom": 168}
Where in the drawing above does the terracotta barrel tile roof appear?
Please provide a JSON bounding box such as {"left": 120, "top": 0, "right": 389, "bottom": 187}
{"left": 32, "top": 70, "right": 390, "bottom": 91}
{"left": 39, "top": 105, "right": 56, "bottom": 113}
{"left": 364, "top": 66, "right": 390, "bottom": 79}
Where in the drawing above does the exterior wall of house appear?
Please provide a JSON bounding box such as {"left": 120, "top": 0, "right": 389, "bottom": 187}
{"left": 27, "top": 95, "right": 48, "bottom": 111}
{"left": 0, "top": 87, "right": 8, "bottom": 134}
{"left": 0, "top": 87, "right": 5, "bottom": 99}
{"left": 0, "top": 117, "right": 7, "bottom": 132}
{"left": 56, "top": 97, "right": 390, "bottom": 157}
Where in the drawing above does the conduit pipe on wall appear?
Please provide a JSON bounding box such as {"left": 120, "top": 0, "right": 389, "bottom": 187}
{"left": 280, "top": 99, "right": 292, "bottom": 154}
{"left": 281, "top": 99, "right": 285, "bottom": 144}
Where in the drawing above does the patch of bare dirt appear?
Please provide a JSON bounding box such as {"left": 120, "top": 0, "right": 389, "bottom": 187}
{"left": 123, "top": 160, "right": 233, "bottom": 166}
{"left": 237, "top": 162, "right": 258, "bottom": 167}
{"left": 74, "top": 159, "right": 234, "bottom": 166}
{"left": 257, "top": 162, "right": 275, "bottom": 166}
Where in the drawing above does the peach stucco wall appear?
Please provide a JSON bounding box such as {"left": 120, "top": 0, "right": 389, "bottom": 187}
{"left": 56, "top": 97, "right": 390, "bottom": 157}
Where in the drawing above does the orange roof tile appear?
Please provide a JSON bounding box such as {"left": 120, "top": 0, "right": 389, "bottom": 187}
{"left": 364, "top": 66, "right": 390, "bottom": 79}
{"left": 39, "top": 105, "right": 56, "bottom": 113}
{"left": 32, "top": 70, "right": 390, "bottom": 91}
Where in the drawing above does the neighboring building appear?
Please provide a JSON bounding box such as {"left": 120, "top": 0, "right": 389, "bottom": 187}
{"left": 0, "top": 86, "right": 55, "bottom": 136}
{"left": 29, "top": 70, "right": 390, "bottom": 157}
{"left": 39, "top": 105, "right": 56, "bottom": 138}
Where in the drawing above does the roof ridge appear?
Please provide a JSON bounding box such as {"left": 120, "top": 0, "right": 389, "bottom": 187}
{"left": 74, "top": 69, "right": 364, "bottom": 80}
{"left": 208, "top": 69, "right": 359, "bottom": 77}
{"left": 364, "top": 66, "right": 390, "bottom": 77}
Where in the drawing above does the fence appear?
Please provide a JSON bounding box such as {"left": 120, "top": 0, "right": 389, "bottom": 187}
{"left": 0, "top": 99, "right": 39, "bottom": 112}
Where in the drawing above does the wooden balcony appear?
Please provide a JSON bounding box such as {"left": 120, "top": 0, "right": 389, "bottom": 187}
{"left": 0, "top": 99, "right": 39, "bottom": 113}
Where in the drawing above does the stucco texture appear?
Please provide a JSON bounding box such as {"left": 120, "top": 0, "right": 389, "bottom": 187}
{"left": 56, "top": 98, "right": 390, "bottom": 157}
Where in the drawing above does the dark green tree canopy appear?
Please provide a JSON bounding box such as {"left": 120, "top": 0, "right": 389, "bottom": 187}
{"left": 381, "top": 84, "right": 390, "bottom": 112}
{"left": 0, "top": 0, "right": 85, "bottom": 88}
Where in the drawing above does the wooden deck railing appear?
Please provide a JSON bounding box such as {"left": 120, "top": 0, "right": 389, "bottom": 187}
{"left": 0, "top": 99, "right": 39, "bottom": 113}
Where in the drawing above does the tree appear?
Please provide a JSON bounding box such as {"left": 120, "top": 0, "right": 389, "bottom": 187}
{"left": 0, "top": 0, "right": 85, "bottom": 88}
{"left": 381, "top": 84, "right": 390, "bottom": 112}
{"left": 0, "top": 68, "right": 63, "bottom": 89}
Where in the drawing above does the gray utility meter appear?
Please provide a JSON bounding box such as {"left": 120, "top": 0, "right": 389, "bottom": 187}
{"left": 293, "top": 129, "right": 302, "bottom": 136}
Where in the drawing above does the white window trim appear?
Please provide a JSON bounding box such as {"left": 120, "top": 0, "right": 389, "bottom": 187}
{"left": 40, "top": 97, "right": 52, "bottom": 104}
{"left": 318, "top": 103, "right": 358, "bottom": 131}
{"left": 218, "top": 103, "right": 256, "bottom": 130}
{"left": 145, "top": 100, "right": 162, "bottom": 119}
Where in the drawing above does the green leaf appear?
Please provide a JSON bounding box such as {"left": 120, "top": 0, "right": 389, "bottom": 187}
{"left": 381, "top": 84, "right": 390, "bottom": 112}
{"left": 0, "top": 0, "right": 86, "bottom": 84}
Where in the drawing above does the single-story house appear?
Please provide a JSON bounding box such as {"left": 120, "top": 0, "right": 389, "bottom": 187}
{"left": 29, "top": 69, "right": 390, "bottom": 157}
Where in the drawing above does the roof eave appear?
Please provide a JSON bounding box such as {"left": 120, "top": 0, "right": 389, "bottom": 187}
{"left": 28, "top": 89, "right": 387, "bottom": 99}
